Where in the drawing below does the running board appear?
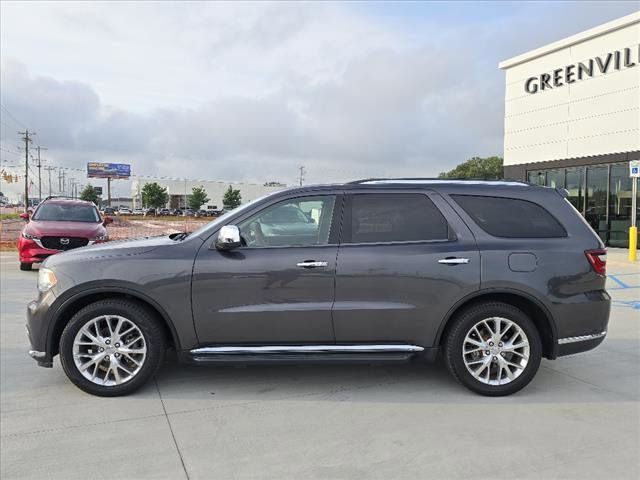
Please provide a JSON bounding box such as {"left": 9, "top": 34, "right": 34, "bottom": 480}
{"left": 188, "top": 344, "right": 426, "bottom": 364}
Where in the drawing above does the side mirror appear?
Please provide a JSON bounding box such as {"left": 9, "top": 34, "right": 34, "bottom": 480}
{"left": 19, "top": 212, "right": 29, "bottom": 221}
{"left": 215, "top": 225, "right": 242, "bottom": 250}
{"left": 103, "top": 216, "right": 114, "bottom": 226}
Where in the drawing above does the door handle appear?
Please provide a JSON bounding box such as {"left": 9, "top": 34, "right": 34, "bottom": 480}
{"left": 296, "top": 261, "right": 329, "bottom": 268}
{"left": 438, "top": 258, "right": 470, "bottom": 265}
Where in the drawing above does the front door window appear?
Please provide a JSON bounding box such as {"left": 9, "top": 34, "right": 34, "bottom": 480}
{"left": 237, "top": 196, "right": 336, "bottom": 248}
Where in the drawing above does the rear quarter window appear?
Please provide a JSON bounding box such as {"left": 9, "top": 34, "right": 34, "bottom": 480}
{"left": 451, "top": 194, "right": 566, "bottom": 238}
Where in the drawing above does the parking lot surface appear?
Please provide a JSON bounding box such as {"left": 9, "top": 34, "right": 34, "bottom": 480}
{"left": 1, "top": 250, "right": 638, "bottom": 479}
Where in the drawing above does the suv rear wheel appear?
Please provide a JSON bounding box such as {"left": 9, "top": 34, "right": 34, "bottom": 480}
{"left": 444, "top": 302, "right": 542, "bottom": 396}
{"left": 59, "top": 299, "right": 165, "bottom": 396}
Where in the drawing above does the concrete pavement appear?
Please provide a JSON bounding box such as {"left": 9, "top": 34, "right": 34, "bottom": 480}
{"left": 1, "top": 250, "right": 638, "bottom": 479}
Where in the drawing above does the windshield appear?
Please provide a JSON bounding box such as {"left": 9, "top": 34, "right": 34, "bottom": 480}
{"left": 189, "top": 193, "right": 280, "bottom": 239}
{"left": 32, "top": 203, "right": 100, "bottom": 222}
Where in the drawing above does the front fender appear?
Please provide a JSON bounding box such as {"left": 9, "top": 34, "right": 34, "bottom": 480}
{"left": 43, "top": 281, "right": 197, "bottom": 357}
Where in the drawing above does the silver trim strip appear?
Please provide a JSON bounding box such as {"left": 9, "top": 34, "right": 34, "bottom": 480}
{"left": 190, "top": 344, "right": 425, "bottom": 355}
{"left": 558, "top": 331, "right": 607, "bottom": 345}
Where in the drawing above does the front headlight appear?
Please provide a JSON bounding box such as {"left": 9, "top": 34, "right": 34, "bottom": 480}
{"left": 22, "top": 232, "right": 40, "bottom": 240}
{"left": 38, "top": 267, "right": 57, "bottom": 292}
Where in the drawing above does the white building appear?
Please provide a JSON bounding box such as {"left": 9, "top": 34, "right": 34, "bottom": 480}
{"left": 131, "top": 177, "right": 287, "bottom": 210}
{"left": 499, "top": 12, "right": 640, "bottom": 247}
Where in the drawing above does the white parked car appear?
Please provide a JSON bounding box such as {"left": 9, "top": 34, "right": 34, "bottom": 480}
{"left": 132, "top": 208, "right": 143, "bottom": 215}
{"left": 117, "top": 207, "right": 132, "bottom": 215}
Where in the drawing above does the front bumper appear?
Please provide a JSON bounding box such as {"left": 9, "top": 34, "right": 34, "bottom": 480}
{"left": 18, "top": 237, "right": 60, "bottom": 263}
{"left": 26, "top": 291, "right": 57, "bottom": 367}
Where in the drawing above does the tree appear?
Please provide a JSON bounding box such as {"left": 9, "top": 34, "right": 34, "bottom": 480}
{"left": 438, "top": 156, "right": 503, "bottom": 180}
{"left": 141, "top": 182, "right": 169, "bottom": 209}
{"left": 222, "top": 185, "right": 242, "bottom": 209}
{"left": 188, "top": 186, "right": 210, "bottom": 210}
{"left": 80, "top": 184, "right": 100, "bottom": 204}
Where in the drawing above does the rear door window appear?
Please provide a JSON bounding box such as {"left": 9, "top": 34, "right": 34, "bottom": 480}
{"left": 345, "top": 193, "right": 449, "bottom": 244}
{"left": 451, "top": 194, "right": 566, "bottom": 238}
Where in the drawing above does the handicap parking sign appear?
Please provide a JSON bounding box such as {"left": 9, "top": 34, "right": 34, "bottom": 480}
{"left": 631, "top": 160, "right": 640, "bottom": 178}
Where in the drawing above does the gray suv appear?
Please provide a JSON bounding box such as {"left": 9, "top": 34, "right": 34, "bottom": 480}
{"left": 27, "top": 179, "right": 610, "bottom": 397}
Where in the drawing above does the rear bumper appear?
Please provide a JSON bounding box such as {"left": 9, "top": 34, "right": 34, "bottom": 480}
{"left": 557, "top": 331, "right": 607, "bottom": 357}
{"left": 553, "top": 290, "right": 610, "bottom": 357}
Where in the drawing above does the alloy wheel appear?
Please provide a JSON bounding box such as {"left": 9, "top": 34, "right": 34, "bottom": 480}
{"left": 72, "top": 315, "right": 147, "bottom": 386}
{"left": 462, "top": 316, "right": 530, "bottom": 386}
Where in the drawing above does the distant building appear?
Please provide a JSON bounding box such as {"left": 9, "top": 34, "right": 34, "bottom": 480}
{"left": 499, "top": 12, "right": 639, "bottom": 247}
{"left": 130, "top": 178, "right": 287, "bottom": 210}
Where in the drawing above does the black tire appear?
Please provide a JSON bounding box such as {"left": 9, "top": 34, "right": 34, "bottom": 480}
{"left": 59, "top": 299, "right": 165, "bottom": 397}
{"left": 20, "top": 262, "right": 32, "bottom": 271}
{"left": 444, "top": 302, "right": 542, "bottom": 396}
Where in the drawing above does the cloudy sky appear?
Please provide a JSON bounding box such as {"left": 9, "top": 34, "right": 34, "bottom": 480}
{"left": 0, "top": 1, "right": 637, "bottom": 197}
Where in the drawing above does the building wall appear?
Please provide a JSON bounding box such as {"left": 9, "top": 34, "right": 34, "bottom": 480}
{"left": 500, "top": 13, "right": 640, "bottom": 169}
{"left": 131, "top": 178, "right": 286, "bottom": 209}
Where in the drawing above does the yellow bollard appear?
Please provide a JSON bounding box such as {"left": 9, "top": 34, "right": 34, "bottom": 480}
{"left": 630, "top": 226, "right": 638, "bottom": 262}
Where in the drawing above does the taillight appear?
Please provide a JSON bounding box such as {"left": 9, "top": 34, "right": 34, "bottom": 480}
{"left": 585, "top": 249, "right": 607, "bottom": 276}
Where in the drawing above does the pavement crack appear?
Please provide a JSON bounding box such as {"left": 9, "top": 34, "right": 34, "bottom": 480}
{"left": 155, "top": 377, "right": 191, "bottom": 480}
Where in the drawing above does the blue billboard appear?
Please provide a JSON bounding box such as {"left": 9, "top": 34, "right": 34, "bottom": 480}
{"left": 87, "top": 162, "right": 131, "bottom": 179}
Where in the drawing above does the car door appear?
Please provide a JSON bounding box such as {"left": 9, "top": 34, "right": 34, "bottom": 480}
{"left": 191, "top": 194, "right": 341, "bottom": 344}
{"left": 332, "top": 190, "right": 480, "bottom": 347}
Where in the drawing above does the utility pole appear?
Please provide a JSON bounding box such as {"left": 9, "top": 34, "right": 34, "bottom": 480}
{"left": 43, "top": 166, "right": 55, "bottom": 197}
{"left": 34, "top": 146, "right": 47, "bottom": 202}
{"left": 18, "top": 130, "right": 35, "bottom": 211}
{"left": 298, "top": 165, "right": 305, "bottom": 186}
{"left": 107, "top": 177, "right": 111, "bottom": 207}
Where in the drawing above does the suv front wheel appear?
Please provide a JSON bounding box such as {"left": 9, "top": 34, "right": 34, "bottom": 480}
{"left": 59, "top": 299, "right": 165, "bottom": 396}
{"left": 445, "top": 302, "right": 542, "bottom": 396}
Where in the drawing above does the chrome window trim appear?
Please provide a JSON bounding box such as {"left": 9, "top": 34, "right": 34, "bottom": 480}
{"left": 557, "top": 331, "right": 606, "bottom": 345}
{"left": 190, "top": 344, "right": 425, "bottom": 355}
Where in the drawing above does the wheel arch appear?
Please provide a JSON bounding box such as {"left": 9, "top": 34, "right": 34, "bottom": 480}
{"left": 47, "top": 287, "right": 181, "bottom": 357}
{"left": 436, "top": 289, "right": 557, "bottom": 359}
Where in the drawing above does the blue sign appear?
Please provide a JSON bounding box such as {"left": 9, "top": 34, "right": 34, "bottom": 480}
{"left": 87, "top": 162, "right": 131, "bottom": 179}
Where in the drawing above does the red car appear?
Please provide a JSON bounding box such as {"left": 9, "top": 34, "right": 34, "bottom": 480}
{"left": 18, "top": 198, "right": 113, "bottom": 270}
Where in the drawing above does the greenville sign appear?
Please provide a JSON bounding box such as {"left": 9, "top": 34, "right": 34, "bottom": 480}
{"left": 524, "top": 45, "right": 639, "bottom": 94}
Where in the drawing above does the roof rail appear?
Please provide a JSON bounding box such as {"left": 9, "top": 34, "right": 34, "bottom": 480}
{"left": 348, "top": 177, "right": 531, "bottom": 185}
{"left": 42, "top": 195, "right": 77, "bottom": 201}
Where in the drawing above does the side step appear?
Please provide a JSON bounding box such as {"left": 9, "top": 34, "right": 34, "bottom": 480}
{"left": 188, "top": 344, "right": 426, "bottom": 365}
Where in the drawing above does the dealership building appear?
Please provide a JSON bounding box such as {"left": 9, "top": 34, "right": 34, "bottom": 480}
{"left": 499, "top": 12, "right": 639, "bottom": 247}
{"left": 130, "top": 177, "right": 285, "bottom": 210}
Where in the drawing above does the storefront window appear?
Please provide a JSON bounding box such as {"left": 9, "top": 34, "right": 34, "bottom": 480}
{"left": 565, "top": 167, "right": 584, "bottom": 213}
{"left": 609, "top": 164, "right": 634, "bottom": 247}
{"left": 585, "top": 166, "right": 608, "bottom": 242}
{"left": 520, "top": 162, "right": 636, "bottom": 246}
{"left": 527, "top": 171, "right": 546, "bottom": 186}
{"left": 546, "top": 169, "right": 564, "bottom": 189}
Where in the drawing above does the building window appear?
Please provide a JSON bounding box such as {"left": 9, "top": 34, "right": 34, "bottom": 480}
{"left": 565, "top": 167, "right": 584, "bottom": 213}
{"left": 527, "top": 171, "right": 546, "bottom": 186}
{"left": 522, "top": 161, "right": 637, "bottom": 247}
{"left": 609, "top": 164, "right": 636, "bottom": 248}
